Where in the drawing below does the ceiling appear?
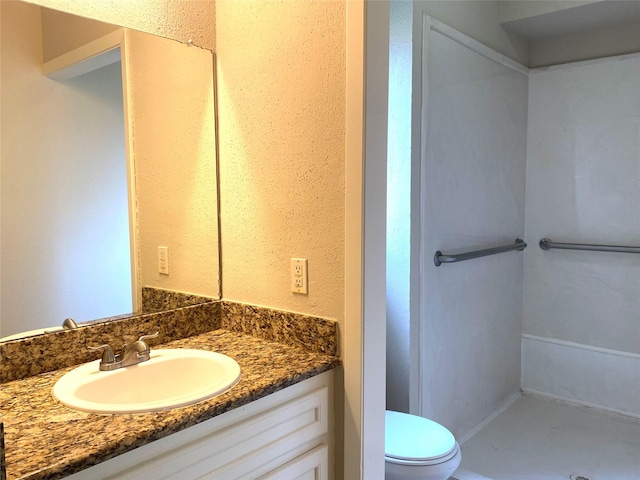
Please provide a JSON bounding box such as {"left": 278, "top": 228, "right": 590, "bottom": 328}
{"left": 502, "top": 0, "right": 640, "bottom": 39}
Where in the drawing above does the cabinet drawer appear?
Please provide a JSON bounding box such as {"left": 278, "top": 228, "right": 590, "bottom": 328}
{"left": 259, "top": 445, "right": 328, "bottom": 480}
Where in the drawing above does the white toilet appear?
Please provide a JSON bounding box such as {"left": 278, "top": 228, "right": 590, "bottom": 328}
{"left": 385, "top": 410, "right": 461, "bottom": 480}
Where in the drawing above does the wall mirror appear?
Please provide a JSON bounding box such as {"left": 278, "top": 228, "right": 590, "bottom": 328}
{"left": 0, "top": 1, "right": 221, "bottom": 342}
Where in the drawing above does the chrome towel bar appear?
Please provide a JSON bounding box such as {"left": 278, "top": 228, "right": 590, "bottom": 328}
{"left": 539, "top": 238, "right": 640, "bottom": 254}
{"left": 434, "top": 238, "right": 527, "bottom": 267}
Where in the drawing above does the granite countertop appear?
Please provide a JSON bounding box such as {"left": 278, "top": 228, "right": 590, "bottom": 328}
{"left": 2, "top": 329, "right": 340, "bottom": 480}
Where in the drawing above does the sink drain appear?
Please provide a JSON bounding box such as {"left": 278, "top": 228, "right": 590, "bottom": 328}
{"left": 570, "top": 475, "right": 591, "bottom": 480}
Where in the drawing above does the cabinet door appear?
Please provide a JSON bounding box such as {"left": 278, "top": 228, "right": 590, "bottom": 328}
{"left": 194, "top": 385, "right": 329, "bottom": 479}
{"left": 259, "top": 445, "right": 328, "bottom": 480}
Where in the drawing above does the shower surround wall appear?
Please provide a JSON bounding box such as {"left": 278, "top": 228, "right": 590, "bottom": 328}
{"left": 522, "top": 54, "right": 640, "bottom": 417}
{"left": 416, "top": 19, "right": 529, "bottom": 440}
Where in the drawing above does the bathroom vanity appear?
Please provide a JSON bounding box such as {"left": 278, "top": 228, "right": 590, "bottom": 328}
{"left": 65, "top": 371, "right": 333, "bottom": 479}
{"left": 1, "top": 320, "right": 339, "bottom": 480}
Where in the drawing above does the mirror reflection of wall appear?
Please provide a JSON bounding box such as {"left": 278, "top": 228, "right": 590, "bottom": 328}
{"left": 0, "top": 1, "right": 220, "bottom": 340}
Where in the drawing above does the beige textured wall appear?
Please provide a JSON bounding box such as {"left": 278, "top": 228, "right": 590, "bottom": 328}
{"left": 215, "top": 0, "right": 346, "bottom": 334}
{"left": 20, "top": 0, "right": 215, "bottom": 50}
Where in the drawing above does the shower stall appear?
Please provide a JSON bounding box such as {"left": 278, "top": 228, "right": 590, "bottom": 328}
{"left": 387, "top": 2, "right": 640, "bottom": 478}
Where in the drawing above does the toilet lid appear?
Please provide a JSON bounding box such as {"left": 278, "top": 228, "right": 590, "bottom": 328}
{"left": 385, "top": 410, "right": 457, "bottom": 464}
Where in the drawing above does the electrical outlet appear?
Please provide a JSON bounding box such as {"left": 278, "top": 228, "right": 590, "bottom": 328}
{"left": 158, "top": 246, "right": 169, "bottom": 275}
{"left": 290, "top": 258, "right": 308, "bottom": 294}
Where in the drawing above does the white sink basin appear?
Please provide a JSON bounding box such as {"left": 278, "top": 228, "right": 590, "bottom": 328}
{"left": 53, "top": 349, "right": 241, "bottom": 414}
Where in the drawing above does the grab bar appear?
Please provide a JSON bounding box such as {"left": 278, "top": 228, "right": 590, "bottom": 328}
{"left": 434, "top": 238, "right": 527, "bottom": 267}
{"left": 539, "top": 238, "right": 640, "bottom": 254}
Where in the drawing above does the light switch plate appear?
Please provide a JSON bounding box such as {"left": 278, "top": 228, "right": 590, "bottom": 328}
{"left": 158, "top": 246, "right": 169, "bottom": 275}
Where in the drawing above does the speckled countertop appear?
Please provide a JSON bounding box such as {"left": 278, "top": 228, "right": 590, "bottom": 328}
{"left": 2, "top": 329, "right": 340, "bottom": 480}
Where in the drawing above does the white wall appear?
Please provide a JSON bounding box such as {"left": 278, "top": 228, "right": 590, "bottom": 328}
{"left": 0, "top": 1, "right": 131, "bottom": 336}
{"left": 522, "top": 54, "right": 640, "bottom": 415}
{"left": 385, "top": 0, "right": 531, "bottom": 417}
{"left": 403, "top": 2, "right": 531, "bottom": 427}
{"left": 416, "top": 20, "right": 529, "bottom": 439}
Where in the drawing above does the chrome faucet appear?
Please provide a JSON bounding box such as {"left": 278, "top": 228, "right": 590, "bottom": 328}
{"left": 88, "top": 332, "right": 159, "bottom": 371}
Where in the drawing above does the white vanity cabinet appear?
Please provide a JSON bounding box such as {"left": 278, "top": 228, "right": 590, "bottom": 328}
{"left": 65, "top": 371, "right": 333, "bottom": 480}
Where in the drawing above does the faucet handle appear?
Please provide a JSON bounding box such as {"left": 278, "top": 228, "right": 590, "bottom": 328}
{"left": 138, "top": 332, "right": 159, "bottom": 344}
{"left": 88, "top": 344, "right": 116, "bottom": 364}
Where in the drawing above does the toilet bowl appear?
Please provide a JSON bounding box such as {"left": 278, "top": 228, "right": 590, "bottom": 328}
{"left": 385, "top": 410, "right": 461, "bottom": 480}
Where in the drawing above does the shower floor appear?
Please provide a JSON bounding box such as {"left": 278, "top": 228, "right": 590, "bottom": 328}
{"left": 456, "top": 394, "right": 640, "bottom": 480}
